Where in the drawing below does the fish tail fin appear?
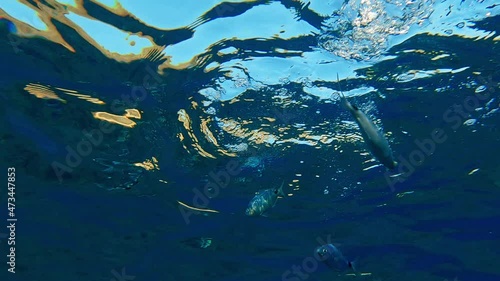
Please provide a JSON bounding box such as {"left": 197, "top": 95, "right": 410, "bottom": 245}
{"left": 278, "top": 180, "right": 286, "bottom": 197}
{"left": 335, "top": 73, "right": 356, "bottom": 112}
{"left": 331, "top": 73, "right": 346, "bottom": 100}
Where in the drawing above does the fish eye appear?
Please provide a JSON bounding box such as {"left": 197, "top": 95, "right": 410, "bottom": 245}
{"left": 274, "top": 190, "right": 278, "bottom": 194}
{"left": 321, "top": 248, "right": 327, "bottom": 254}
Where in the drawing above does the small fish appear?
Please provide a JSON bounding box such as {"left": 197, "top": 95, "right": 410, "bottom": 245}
{"left": 245, "top": 181, "right": 285, "bottom": 216}
{"left": 316, "top": 244, "right": 357, "bottom": 273}
{"left": 335, "top": 74, "right": 398, "bottom": 170}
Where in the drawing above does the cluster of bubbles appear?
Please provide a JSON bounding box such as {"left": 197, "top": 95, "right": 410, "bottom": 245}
{"left": 319, "top": 0, "right": 434, "bottom": 60}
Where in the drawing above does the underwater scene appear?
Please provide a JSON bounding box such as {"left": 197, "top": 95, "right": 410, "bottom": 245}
{"left": 0, "top": 0, "right": 499, "bottom": 280}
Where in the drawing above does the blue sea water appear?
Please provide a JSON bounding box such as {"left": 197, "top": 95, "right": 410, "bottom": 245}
{"left": 0, "top": 1, "right": 499, "bottom": 281}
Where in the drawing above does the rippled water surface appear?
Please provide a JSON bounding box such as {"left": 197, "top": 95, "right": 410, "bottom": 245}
{"left": 1, "top": 0, "right": 499, "bottom": 280}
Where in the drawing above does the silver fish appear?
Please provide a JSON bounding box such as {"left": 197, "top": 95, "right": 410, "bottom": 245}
{"left": 335, "top": 74, "right": 397, "bottom": 170}
{"left": 316, "top": 244, "right": 356, "bottom": 273}
{"left": 245, "top": 181, "right": 285, "bottom": 216}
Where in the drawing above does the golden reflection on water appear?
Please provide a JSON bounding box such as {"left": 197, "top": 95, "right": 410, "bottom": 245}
{"left": 24, "top": 83, "right": 105, "bottom": 104}
{"left": 24, "top": 83, "right": 66, "bottom": 102}
{"left": 177, "top": 109, "right": 216, "bottom": 159}
{"left": 134, "top": 157, "right": 159, "bottom": 171}
{"left": 124, "top": 109, "right": 141, "bottom": 119}
{"left": 58, "top": 90, "right": 105, "bottom": 105}
{"left": 11, "top": 0, "right": 375, "bottom": 175}
{"left": 0, "top": 1, "right": 74, "bottom": 52}
{"left": 24, "top": 82, "right": 145, "bottom": 128}
{"left": 92, "top": 110, "right": 141, "bottom": 128}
